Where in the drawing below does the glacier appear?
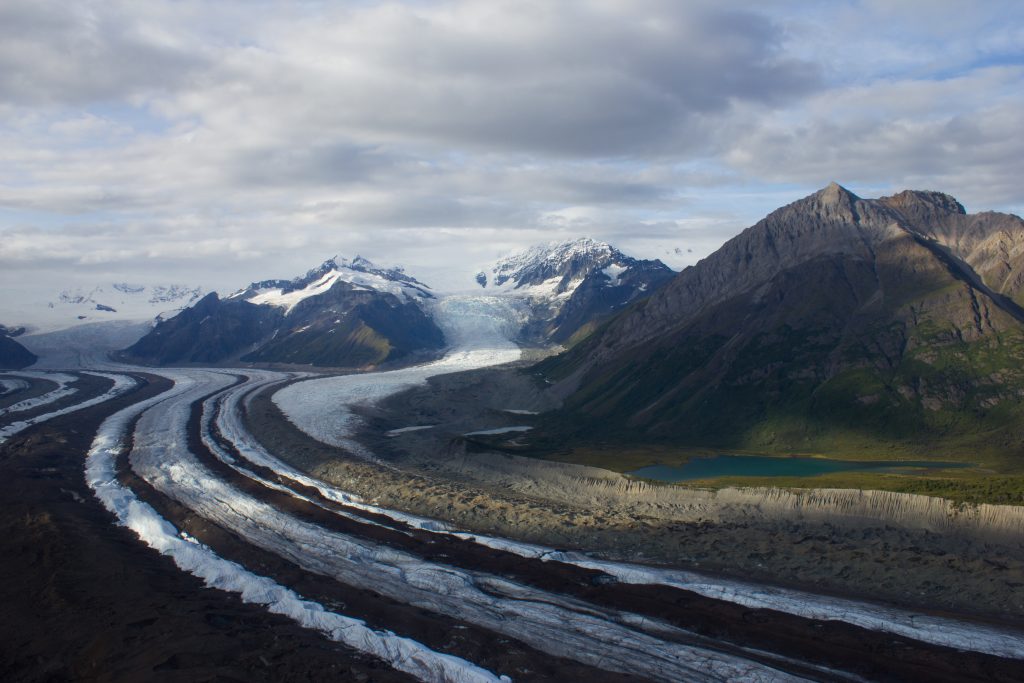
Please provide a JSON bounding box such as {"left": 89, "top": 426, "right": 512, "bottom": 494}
{"left": 273, "top": 295, "right": 524, "bottom": 452}
{"left": 263, "top": 294, "right": 1024, "bottom": 662}
{"left": 85, "top": 367, "right": 509, "bottom": 683}
{"left": 0, "top": 371, "right": 136, "bottom": 444}
{"left": 11, "top": 287, "right": 1020, "bottom": 681}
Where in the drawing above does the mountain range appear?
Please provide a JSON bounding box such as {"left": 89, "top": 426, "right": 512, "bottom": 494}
{"left": 536, "top": 184, "right": 1024, "bottom": 459}
{"left": 21, "top": 180, "right": 1024, "bottom": 463}
{"left": 3, "top": 283, "right": 205, "bottom": 335}
{"left": 121, "top": 240, "right": 674, "bottom": 368}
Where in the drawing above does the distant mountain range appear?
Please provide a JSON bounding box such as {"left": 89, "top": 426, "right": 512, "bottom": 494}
{"left": 3, "top": 282, "right": 205, "bottom": 335}
{"left": 538, "top": 184, "right": 1024, "bottom": 458}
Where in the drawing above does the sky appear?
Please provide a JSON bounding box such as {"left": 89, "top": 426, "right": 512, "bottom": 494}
{"left": 1, "top": 0, "right": 1023, "bottom": 312}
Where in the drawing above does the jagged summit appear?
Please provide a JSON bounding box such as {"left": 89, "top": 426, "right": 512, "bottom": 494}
{"left": 483, "top": 237, "right": 614, "bottom": 289}
{"left": 777, "top": 181, "right": 870, "bottom": 225}
{"left": 313, "top": 255, "right": 426, "bottom": 289}
{"left": 538, "top": 185, "right": 1024, "bottom": 457}
{"left": 819, "top": 181, "right": 859, "bottom": 204}
{"left": 477, "top": 237, "right": 675, "bottom": 344}
{"left": 124, "top": 255, "right": 445, "bottom": 367}
{"left": 244, "top": 255, "right": 431, "bottom": 300}
{"left": 883, "top": 189, "right": 966, "bottom": 216}
{"left": 479, "top": 237, "right": 657, "bottom": 292}
{"left": 234, "top": 255, "right": 433, "bottom": 311}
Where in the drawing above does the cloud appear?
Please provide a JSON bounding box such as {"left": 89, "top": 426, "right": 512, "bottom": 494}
{"left": 121, "top": 1, "right": 821, "bottom": 160}
{"left": 724, "top": 67, "right": 1024, "bottom": 208}
{"left": 0, "top": 0, "right": 1022, "bottom": 310}
{"left": 0, "top": 0, "right": 211, "bottom": 106}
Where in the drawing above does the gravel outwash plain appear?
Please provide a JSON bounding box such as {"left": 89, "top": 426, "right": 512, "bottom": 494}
{"left": 250, "top": 366, "right": 1024, "bottom": 623}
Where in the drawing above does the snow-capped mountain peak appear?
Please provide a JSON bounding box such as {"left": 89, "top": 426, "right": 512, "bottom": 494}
{"left": 124, "top": 255, "right": 446, "bottom": 367}
{"left": 235, "top": 255, "right": 433, "bottom": 314}
{"left": 479, "top": 237, "right": 642, "bottom": 293}
{"left": 475, "top": 237, "right": 676, "bottom": 344}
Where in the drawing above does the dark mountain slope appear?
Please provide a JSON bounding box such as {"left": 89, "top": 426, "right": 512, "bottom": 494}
{"left": 122, "top": 293, "right": 283, "bottom": 364}
{"left": 477, "top": 238, "right": 675, "bottom": 345}
{"left": 0, "top": 325, "right": 36, "bottom": 369}
{"left": 122, "top": 258, "right": 445, "bottom": 368}
{"left": 241, "top": 284, "right": 444, "bottom": 367}
{"left": 537, "top": 185, "right": 1024, "bottom": 459}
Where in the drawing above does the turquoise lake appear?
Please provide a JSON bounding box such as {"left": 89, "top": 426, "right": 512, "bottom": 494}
{"left": 628, "top": 455, "right": 972, "bottom": 482}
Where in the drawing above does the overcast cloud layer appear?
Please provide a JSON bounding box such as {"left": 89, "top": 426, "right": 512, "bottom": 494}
{"left": 1, "top": 0, "right": 1023, "bottom": 311}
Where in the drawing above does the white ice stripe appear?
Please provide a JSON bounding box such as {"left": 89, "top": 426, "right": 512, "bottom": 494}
{"left": 139, "top": 372, "right": 804, "bottom": 683}
{"left": 450, "top": 536, "right": 1024, "bottom": 661}
{"left": 11, "top": 371, "right": 78, "bottom": 384}
{"left": 0, "top": 371, "right": 80, "bottom": 416}
{"left": 0, "top": 378, "right": 30, "bottom": 395}
{"left": 0, "top": 385, "right": 77, "bottom": 415}
{"left": 563, "top": 555, "right": 1024, "bottom": 660}
{"left": 0, "top": 372, "right": 137, "bottom": 444}
{"left": 214, "top": 374, "right": 456, "bottom": 533}
{"left": 387, "top": 425, "right": 435, "bottom": 436}
{"left": 463, "top": 426, "right": 532, "bottom": 436}
{"left": 200, "top": 379, "right": 409, "bottom": 536}
{"left": 85, "top": 368, "right": 508, "bottom": 683}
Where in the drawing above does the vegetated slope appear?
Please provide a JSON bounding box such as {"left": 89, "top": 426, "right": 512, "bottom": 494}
{"left": 122, "top": 257, "right": 445, "bottom": 367}
{"left": 0, "top": 325, "right": 36, "bottom": 369}
{"left": 537, "top": 184, "right": 1024, "bottom": 460}
{"left": 477, "top": 238, "right": 675, "bottom": 345}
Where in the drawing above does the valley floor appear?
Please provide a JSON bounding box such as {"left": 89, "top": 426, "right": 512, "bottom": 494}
{"left": 4, "top": 293, "right": 1024, "bottom": 680}
{"left": 248, "top": 365, "right": 1024, "bottom": 624}
{"left": 1, "top": 358, "right": 1022, "bottom": 681}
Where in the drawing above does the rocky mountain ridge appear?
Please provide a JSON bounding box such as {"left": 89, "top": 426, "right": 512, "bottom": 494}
{"left": 235, "top": 255, "right": 433, "bottom": 304}
{"left": 478, "top": 237, "right": 675, "bottom": 344}
{"left": 122, "top": 257, "right": 444, "bottom": 368}
{"left": 537, "top": 184, "right": 1024, "bottom": 458}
